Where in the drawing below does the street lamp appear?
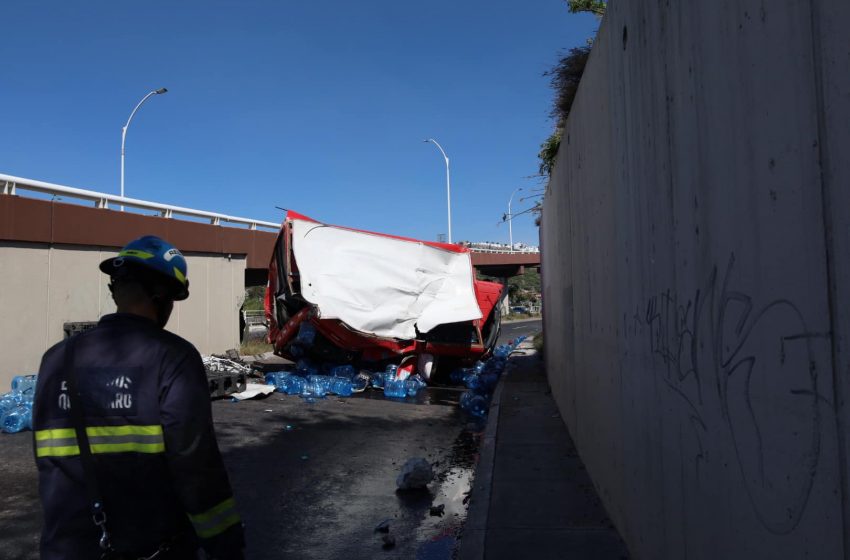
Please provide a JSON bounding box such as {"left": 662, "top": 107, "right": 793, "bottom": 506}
{"left": 507, "top": 187, "right": 522, "bottom": 251}
{"left": 120, "top": 87, "right": 167, "bottom": 210}
{"left": 423, "top": 138, "right": 452, "bottom": 243}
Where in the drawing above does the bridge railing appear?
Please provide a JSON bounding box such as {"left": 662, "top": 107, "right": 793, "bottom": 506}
{"left": 0, "top": 173, "right": 280, "bottom": 231}
{"left": 467, "top": 247, "right": 540, "bottom": 254}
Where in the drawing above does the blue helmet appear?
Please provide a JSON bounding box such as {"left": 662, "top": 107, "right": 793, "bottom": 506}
{"left": 100, "top": 235, "right": 190, "bottom": 301}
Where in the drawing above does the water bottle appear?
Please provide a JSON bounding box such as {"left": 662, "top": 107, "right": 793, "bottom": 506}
{"left": 449, "top": 369, "right": 467, "bottom": 385}
{"left": 306, "top": 375, "right": 329, "bottom": 397}
{"left": 479, "top": 372, "right": 499, "bottom": 393}
{"left": 330, "top": 365, "right": 356, "bottom": 379}
{"left": 329, "top": 377, "right": 354, "bottom": 397}
{"left": 405, "top": 375, "right": 427, "bottom": 397}
{"left": 0, "top": 392, "right": 22, "bottom": 416}
{"left": 370, "top": 371, "right": 386, "bottom": 389}
{"left": 288, "top": 343, "right": 305, "bottom": 358}
{"left": 281, "top": 375, "right": 307, "bottom": 395}
{"left": 385, "top": 364, "right": 399, "bottom": 379}
{"left": 384, "top": 378, "right": 407, "bottom": 398}
{"left": 464, "top": 373, "right": 483, "bottom": 392}
{"left": 468, "top": 394, "right": 489, "bottom": 418}
{"left": 295, "top": 322, "right": 317, "bottom": 346}
{"left": 459, "top": 391, "right": 475, "bottom": 412}
{"left": 1, "top": 403, "right": 32, "bottom": 433}
{"left": 352, "top": 372, "right": 370, "bottom": 392}
{"left": 11, "top": 375, "right": 37, "bottom": 396}
{"left": 473, "top": 361, "right": 485, "bottom": 375}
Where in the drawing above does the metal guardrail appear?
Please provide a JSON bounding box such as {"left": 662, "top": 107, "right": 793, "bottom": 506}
{"left": 0, "top": 173, "right": 280, "bottom": 231}
{"left": 467, "top": 247, "right": 541, "bottom": 254}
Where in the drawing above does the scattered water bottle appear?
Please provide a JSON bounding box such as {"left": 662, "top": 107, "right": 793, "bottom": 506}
{"left": 472, "top": 361, "right": 485, "bottom": 375}
{"left": 405, "top": 375, "right": 427, "bottom": 397}
{"left": 330, "top": 365, "right": 356, "bottom": 379}
{"left": 352, "top": 372, "right": 370, "bottom": 392}
{"left": 295, "top": 322, "right": 317, "bottom": 346}
{"left": 1, "top": 403, "right": 32, "bottom": 433}
{"left": 459, "top": 391, "right": 488, "bottom": 418}
{"left": 449, "top": 369, "right": 468, "bottom": 385}
{"left": 479, "top": 372, "right": 499, "bottom": 393}
{"left": 280, "top": 375, "right": 307, "bottom": 395}
{"left": 328, "top": 377, "right": 354, "bottom": 397}
{"left": 384, "top": 378, "right": 407, "bottom": 398}
{"left": 306, "top": 375, "right": 329, "bottom": 397}
{"left": 464, "top": 373, "right": 483, "bottom": 392}
{"left": 370, "top": 371, "right": 387, "bottom": 389}
{"left": 11, "top": 375, "right": 37, "bottom": 396}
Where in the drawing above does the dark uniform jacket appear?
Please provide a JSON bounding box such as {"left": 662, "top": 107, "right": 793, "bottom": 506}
{"left": 33, "top": 313, "right": 245, "bottom": 559}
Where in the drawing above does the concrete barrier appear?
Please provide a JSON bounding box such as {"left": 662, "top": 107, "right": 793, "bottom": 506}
{"left": 541, "top": 0, "right": 850, "bottom": 557}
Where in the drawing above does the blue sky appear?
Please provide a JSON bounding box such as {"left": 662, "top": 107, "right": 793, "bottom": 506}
{"left": 1, "top": 1, "right": 597, "bottom": 245}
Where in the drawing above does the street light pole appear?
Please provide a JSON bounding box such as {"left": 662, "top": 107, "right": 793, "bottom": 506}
{"left": 507, "top": 187, "right": 522, "bottom": 251}
{"left": 120, "top": 87, "right": 167, "bottom": 210}
{"left": 424, "top": 138, "right": 452, "bottom": 243}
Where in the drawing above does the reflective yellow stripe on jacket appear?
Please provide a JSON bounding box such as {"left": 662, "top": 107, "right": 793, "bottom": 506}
{"left": 35, "top": 425, "right": 165, "bottom": 457}
{"left": 188, "top": 497, "right": 241, "bottom": 539}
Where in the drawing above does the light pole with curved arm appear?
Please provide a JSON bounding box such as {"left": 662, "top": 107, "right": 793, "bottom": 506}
{"left": 423, "top": 138, "right": 452, "bottom": 243}
{"left": 507, "top": 187, "right": 522, "bottom": 251}
{"left": 120, "top": 87, "right": 167, "bottom": 210}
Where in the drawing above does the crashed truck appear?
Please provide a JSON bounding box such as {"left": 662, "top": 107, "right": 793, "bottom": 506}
{"left": 264, "top": 211, "right": 504, "bottom": 382}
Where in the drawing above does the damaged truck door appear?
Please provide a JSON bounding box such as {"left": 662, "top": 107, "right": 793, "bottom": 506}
{"left": 265, "top": 211, "right": 503, "bottom": 382}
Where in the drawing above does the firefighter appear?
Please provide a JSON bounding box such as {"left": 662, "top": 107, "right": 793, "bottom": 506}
{"left": 33, "top": 236, "right": 245, "bottom": 559}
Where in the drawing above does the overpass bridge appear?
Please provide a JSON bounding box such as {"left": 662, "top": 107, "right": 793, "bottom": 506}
{"left": 0, "top": 173, "right": 539, "bottom": 387}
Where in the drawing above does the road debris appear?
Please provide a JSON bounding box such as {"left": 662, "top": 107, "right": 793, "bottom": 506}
{"left": 0, "top": 375, "right": 36, "bottom": 434}
{"left": 396, "top": 458, "right": 434, "bottom": 490}
{"left": 381, "top": 534, "right": 396, "bottom": 549}
{"left": 374, "top": 519, "right": 391, "bottom": 533}
{"left": 429, "top": 504, "right": 445, "bottom": 517}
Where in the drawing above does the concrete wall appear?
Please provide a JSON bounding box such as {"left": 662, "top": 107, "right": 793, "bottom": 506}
{"left": 0, "top": 242, "right": 246, "bottom": 389}
{"left": 541, "top": 1, "right": 850, "bottom": 558}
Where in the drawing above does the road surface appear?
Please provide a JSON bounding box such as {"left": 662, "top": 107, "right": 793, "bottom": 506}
{"left": 498, "top": 318, "right": 541, "bottom": 345}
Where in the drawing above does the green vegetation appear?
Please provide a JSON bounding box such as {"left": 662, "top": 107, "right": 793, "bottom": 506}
{"left": 567, "top": 0, "right": 606, "bottom": 16}
{"left": 243, "top": 286, "right": 265, "bottom": 311}
{"left": 240, "top": 340, "right": 272, "bottom": 356}
{"left": 537, "top": 0, "right": 606, "bottom": 177}
{"left": 533, "top": 331, "right": 544, "bottom": 354}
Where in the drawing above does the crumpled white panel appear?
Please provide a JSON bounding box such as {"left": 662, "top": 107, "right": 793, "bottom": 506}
{"left": 291, "top": 219, "right": 482, "bottom": 339}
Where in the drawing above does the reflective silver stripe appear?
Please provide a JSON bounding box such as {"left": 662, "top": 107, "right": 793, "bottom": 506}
{"left": 35, "top": 437, "right": 77, "bottom": 449}
{"left": 87, "top": 434, "right": 163, "bottom": 446}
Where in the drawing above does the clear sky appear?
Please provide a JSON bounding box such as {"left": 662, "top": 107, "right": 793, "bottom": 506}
{"left": 1, "top": 1, "right": 598, "bottom": 245}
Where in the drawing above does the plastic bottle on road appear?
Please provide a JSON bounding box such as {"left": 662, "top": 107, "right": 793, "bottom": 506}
{"left": 329, "top": 377, "right": 354, "bottom": 397}
{"left": 1, "top": 403, "right": 32, "bottom": 433}
{"left": 306, "top": 375, "right": 330, "bottom": 397}
{"left": 280, "top": 375, "right": 307, "bottom": 395}
{"left": 405, "top": 375, "right": 427, "bottom": 397}
{"left": 384, "top": 378, "right": 407, "bottom": 398}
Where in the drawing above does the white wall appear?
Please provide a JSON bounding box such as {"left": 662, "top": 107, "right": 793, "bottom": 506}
{"left": 541, "top": 0, "right": 849, "bottom": 557}
{"left": 0, "top": 242, "right": 246, "bottom": 389}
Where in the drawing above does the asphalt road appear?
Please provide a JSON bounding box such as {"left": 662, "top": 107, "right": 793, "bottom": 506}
{"left": 0, "top": 386, "right": 481, "bottom": 560}
{"left": 0, "top": 318, "right": 542, "bottom": 560}
{"left": 498, "top": 318, "right": 541, "bottom": 345}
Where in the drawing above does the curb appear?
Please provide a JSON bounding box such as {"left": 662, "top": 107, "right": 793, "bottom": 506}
{"left": 456, "top": 374, "right": 504, "bottom": 560}
{"left": 457, "top": 339, "right": 535, "bottom": 560}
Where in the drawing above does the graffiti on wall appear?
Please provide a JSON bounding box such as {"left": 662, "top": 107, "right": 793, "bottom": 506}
{"left": 625, "top": 253, "right": 830, "bottom": 535}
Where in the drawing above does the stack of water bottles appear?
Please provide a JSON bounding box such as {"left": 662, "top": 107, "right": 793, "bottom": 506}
{"left": 265, "top": 363, "right": 367, "bottom": 400}
{"left": 269, "top": 322, "right": 429, "bottom": 401}
{"left": 0, "top": 375, "right": 37, "bottom": 434}
{"left": 452, "top": 336, "right": 527, "bottom": 419}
